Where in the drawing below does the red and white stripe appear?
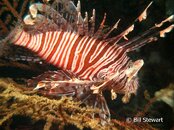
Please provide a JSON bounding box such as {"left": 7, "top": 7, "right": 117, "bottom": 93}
{"left": 13, "top": 30, "right": 130, "bottom": 81}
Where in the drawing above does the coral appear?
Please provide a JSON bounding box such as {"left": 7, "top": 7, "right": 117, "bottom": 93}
{"left": 0, "top": 0, "right": 35, "bottom": 35}
{"left": 0, "top": 78, "right": 157, "bottom": 130}
{"left": 0, "top": 78, "right": 108, "bottom": 130}
{"left": 155, "top": 84, "right": 174, "bottom": 110}
{"left": 0, "top": 78, "right": 100, "bottom": 130}
{"left": 136, "top": 84, "right": 174, "bottom": 118}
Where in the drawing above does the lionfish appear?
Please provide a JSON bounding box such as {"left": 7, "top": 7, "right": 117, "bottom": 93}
{"left": 1, "top": 0, "right": 174, "bottom": 123}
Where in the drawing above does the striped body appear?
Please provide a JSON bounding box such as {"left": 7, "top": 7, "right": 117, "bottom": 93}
{"left": 13, "top": 30, "right": 130, "bottom": 82}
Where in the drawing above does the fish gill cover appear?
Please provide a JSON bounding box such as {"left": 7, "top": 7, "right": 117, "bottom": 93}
{"left": 0, "top": 0, "right": 174, "bottom": 130}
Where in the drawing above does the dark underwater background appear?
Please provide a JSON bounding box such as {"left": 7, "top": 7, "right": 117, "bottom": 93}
{"left": 0, "top": 0, "right": 174, "bottom": 130}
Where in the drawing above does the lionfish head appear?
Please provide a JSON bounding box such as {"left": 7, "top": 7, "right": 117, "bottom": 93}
{"left": 110, "top": 60, "right": 144, "bottom": 103}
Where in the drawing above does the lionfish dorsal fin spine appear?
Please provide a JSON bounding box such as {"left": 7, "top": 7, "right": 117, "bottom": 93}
{"left": 83, "top": 12, "right": 89, "bottom": 35}
{"left": 102, "top": 2, "right": 153, "bottom": 44}
{"left": 121, "top": 15, "right": 174, "bottom": 52}
{"left": 103, "top": 19, "right": 120, "bottom": 40}
{"left": 89, "top": 9, "right": 96, "bottom": 36}
{"left": 103, "top": 2, "right": 174, "bottom": 52}
{"left": 77, "top": 12, "right": 84, "bottom": 35}
{"left": 93, "top": 13, "right": 107, "bottom": 39}
{"left": 138, "top": 1, "right": 153, "bottom": 22}
{"left": 76, "top": 0, "right": 81, "bottom": 13}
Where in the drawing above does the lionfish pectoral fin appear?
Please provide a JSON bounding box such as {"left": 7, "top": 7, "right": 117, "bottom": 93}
{"left": 33, "top": 82, "right": 46, "bottom": 90}
{"left": 80, "top": 93, "right": 110, "bottom": 125}
{"left": 28, "top": 70, "right": 71, "bottom": 87}
{"left": 33, "top": 80, "right": 79, "bottom": 97}
{"left": 28, "top": 70, "right": 99, "bottom": 97}
{"left": 98, "top": 95, "right": 111, "bottom": 124}
{"left": 46, "top": 79, "right": 100, "bottom": 97}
